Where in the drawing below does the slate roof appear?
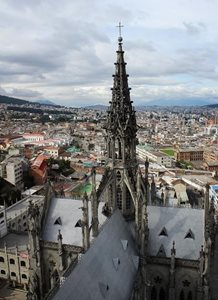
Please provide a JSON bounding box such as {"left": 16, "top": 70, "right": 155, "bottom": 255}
{"left": 52, "top": 210, "right": 138, "bottom": 300}
{"left": 147, "top": 206, "right": 204, "bottom": 260}
{"left": 0, "top": 232, "right": 28, "bottom": 251}
{"left": 6, "top": 195, "right": 44, "bottom": 220}
{"left": 42, "top": 198, "right": 107, "bottom": 246}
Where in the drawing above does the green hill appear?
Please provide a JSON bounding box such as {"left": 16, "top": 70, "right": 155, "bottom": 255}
{"left": 0, "top": 94, "right": 30, "bottom": 105}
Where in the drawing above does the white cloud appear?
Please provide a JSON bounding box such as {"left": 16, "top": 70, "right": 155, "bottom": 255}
{"left": 0, "top": 0, "right": 218, "bottom": 106}
{"left": 183, "top": 22, "right": 206, "bottom": 35}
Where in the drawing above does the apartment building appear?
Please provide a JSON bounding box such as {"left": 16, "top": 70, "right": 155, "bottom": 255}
{"left": 0, "top": 158, "right": 23, "bottom": 189}
{"left": 204, "top": 147, "right": 218, "bottom": 162}
{"left": 44, "top": 146, "right": 60, "bottom": 158}
{"left": 175, "top": 147, "right": 204, "bottom": 162}
{"left": 136, "top": 146, "right": 173, "bottom": 167}
{"left": 23, "top": 133, "right": 45, "bottom": 142}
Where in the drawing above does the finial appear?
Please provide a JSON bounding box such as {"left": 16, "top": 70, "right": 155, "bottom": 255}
{"left": 200, "top": 245, "right": 204, "bottom": 257}
{"left": 58, "top": 229, "right": 62, "bottom": 240}
{"left": 116, "top": 22, "right": 124, "bottom": 42}
{"left": 171, "top": 241, "right": 176, "bottom": 256}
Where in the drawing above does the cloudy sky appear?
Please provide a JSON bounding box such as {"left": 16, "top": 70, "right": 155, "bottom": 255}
{"left": 0, "top": 0, "right": 218, "bottom": 107}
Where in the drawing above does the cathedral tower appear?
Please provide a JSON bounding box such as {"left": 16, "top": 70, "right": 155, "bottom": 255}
{"left": 104, "top": 30, "right": 139, "bottom": 219}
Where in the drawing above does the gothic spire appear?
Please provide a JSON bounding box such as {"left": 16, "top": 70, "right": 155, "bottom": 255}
{"left": 106, "top": 34, "right": 137, "bottom": 140}
{"left": 103, "top": 33, "right": 142, "bottom": 219}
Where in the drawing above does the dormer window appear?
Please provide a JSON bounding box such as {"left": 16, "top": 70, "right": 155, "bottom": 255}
{"left": 159, "top": 227, "right": 168, "bottom": 237}
{"left": 184, "top": 229, "right": 195, "bottom": 240}
{"left": 54, "top": 217, "right": 62, "bottom": 225}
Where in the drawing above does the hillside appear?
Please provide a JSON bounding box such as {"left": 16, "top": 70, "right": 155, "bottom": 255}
{"left": 204, "top": 103, "right": 218, "bottom": 108}
{"left": 0, "top": 95, "right": 58, "bottom": 107}
{"left": 36, "top": 99, "right": 56, "bottom": 106}
{"left": 0, "top": 95, "right": 30, "bottom": 105}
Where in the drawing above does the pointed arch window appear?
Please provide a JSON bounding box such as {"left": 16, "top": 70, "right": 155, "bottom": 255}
{"left": 184, "top": 229, "right": 195, "bottom": 240}
{"left": 117, "top": 185, "right": 122, "bottom": 209}
{"left": 159, "top": 227, "right": 168, "bottom": 237}
{"left": 179, "top": 290, "right": 185, "bottom": 300}
{"left": 115, "top": 139, "right": 122, "bottom": 159}
{"left": 109, "top": 184, "right": 113, "bottom": 206}
{"left": 159, "top": 288, "right": 166, "bottom": 300}
{"left": 151, "top": 286, "right": 157, "bottom": 300}
{"left": 116, "top": 171, "right": 122, "bottom": 182}
{"left": 187, "top": 291, "right": 193, "bottom": 300}
{"left": 126, "top": 187, "right": 131, "bottom": 210}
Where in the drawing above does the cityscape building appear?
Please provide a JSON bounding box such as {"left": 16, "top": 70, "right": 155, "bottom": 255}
{"left": 0, "top": 32, "right": 218, "bottom": 300}
{"left": 23, "top": 36, "right": 216, "bottom": 300}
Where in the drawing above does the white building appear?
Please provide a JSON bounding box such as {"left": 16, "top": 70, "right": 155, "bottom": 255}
{"left": 44, "top": 146, "right": 60, "bottom": 158}
{"left": 6, "top": 159, "right": 23, "bottom": 187}
{"left": 136, "top": 146, "right": 174, "bottom": 168}
{"left": 0, "top": 158, "right": 23, "bottom": 189}
{"left": 23, "top": 133, "right": 45, "bottom": 142}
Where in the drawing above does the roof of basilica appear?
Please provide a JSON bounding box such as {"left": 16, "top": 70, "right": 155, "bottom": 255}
{"left": 52, "top": 210, "right": 139, "bottom": 300}
{"left": 42, "top": 197, "right": 107, "bottom": 246}
{"left": 147, "top": 206, "right": 204, "bottom": 260}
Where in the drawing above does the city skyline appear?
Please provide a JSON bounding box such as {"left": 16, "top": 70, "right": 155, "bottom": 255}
{"left": 0, "top": 0, "right": 218, "bottom": 107}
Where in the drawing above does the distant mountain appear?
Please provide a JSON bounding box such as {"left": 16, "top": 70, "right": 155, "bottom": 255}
{"left": 0, "top": 95, "right": 58, "bottom": 107}
{"left": 141, "top": 98, "right": 214, "bottom": 107}
{"left": 84, "top": 104, "right": 108, "bottom": 110}
{"left": 36, "top": 99, "right": 56, "bottom": 106}
{"left": 203, "top": 103, "right": 218, "bottom": 108}
{"left": 0, "top": 95, "right": 29, "bottom": 105}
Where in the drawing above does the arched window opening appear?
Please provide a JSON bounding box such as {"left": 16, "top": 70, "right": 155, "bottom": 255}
{"left": 0, "top": 257, "right": 4, "bottom": 263}
{"left": 151, "top": 286, "right": 157, "bottom": 300}
{"left": 159, "top": 287, "right": 166, "bottom": 300}
{"left": 10, "top": 258, "right": 15, "bottom": 265}
{"left": 109, "top": 184, "right": 113, "bottom": 206}
{"left": 179, "top": 290, "right": 185, "bottom": 300}
{"left": 116, "top": 171, "right": 122, "bottom": 182}
{"left": 1, "top": 270, "right": 6, "bottom": 274}
{"left": 115, "top": 139, "right": 122, "bottom": 159}
{"left": 117, "top": 185, "right": 122, "bottom": 210}
{"left": 11, "top": 272, "right": 16, "bottom": 277}
{"left": 187, "top": 291, "right": 193, "bottom": 300}
{"left": 20, "top": 261, "right": 26, "bottom": 267}
{"left": 21, "top": 274, "right": 27, "bottom": 279}
{"left": 118, "top": 139, "right": 122, "bottom": 159}
{"left": 108, "top": 139, "right": 112, "bottom": 158}
{"left": 126, "top": 188, "right": 131, "bottom": 210}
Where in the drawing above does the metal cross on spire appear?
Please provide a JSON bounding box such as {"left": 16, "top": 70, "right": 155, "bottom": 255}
{"left": 116, "top": 22, "right": 124, "bottom": 38}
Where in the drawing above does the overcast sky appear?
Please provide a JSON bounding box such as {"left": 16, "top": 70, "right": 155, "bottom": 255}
{"left": 0, "top": 0, "right": 218, "bottom": 107}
